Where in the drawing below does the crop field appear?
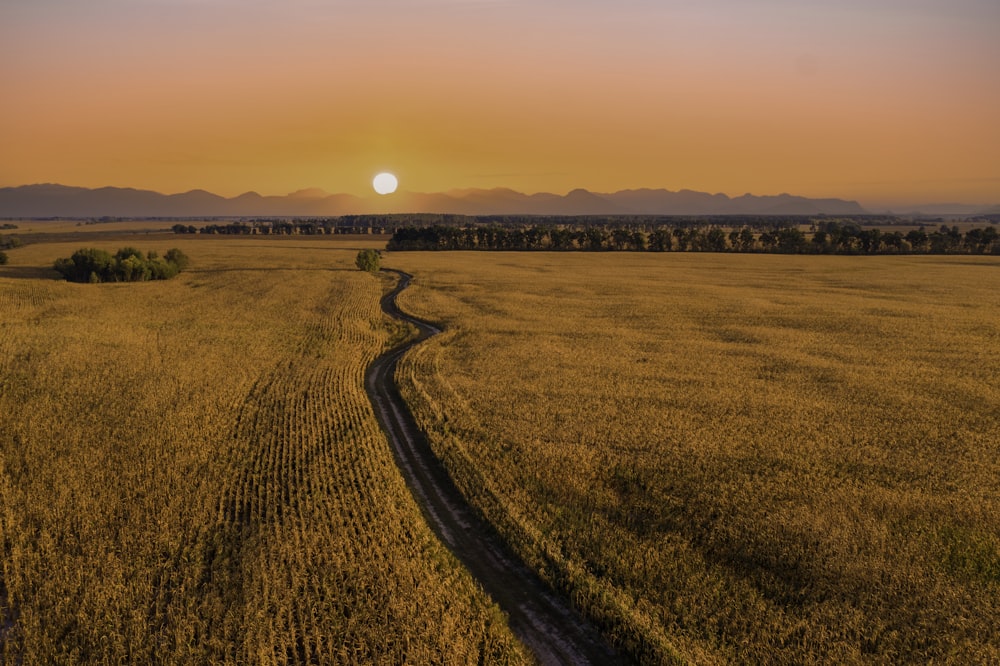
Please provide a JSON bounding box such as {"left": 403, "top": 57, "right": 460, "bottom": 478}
{"left": 3, "top": 219, "right": 177, "bottom": 235}
{"left": 393, "top": 251, "right": 1000, "bottom": 664}
{"left": 0, "top": 239, "right": 525, "bottom": 664}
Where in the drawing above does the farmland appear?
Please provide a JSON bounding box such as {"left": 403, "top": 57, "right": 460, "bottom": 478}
{"left": 0, "top": 238, "right": 525, "bottom": 664}
{"left": 393, "top": 251, "right": 1000, "bottom": 663}
{"left": 3, "top": 229, "right": 998, "bottom": 664}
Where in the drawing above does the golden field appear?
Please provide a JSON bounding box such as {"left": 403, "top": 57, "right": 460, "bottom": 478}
{"left": 393, "top": 251, "right": 1000, "bottom": 664}
{"left": 0, "top": 239, "right": 525, "bottom": 664}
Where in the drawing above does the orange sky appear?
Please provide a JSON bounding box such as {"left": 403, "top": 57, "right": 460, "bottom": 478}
{"left": 2, "top": 0, "right": 998, "bottom": 208}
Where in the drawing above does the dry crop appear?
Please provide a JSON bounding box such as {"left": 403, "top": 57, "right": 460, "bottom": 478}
{"left": 0, "top": 239, "right": 525, "bottom": 664}
{"left": 393, "top": 251, "right": 1000, "bottom": 664}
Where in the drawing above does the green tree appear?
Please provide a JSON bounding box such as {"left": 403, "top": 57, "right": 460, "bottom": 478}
{"left": 115, "top": 247, "right": 144, "bottom": 262}
{"left": 811, "top": 230, "right": 831, "bottom": 253}
{"left": 705, "top": 227, "right": 728, "bottom": 252}
{"left": 119, "top": 255, "right": 151, "bottom": 282}
{"left": 355, "top": 249, "right": 381, "bottom": 273}
{"left": 164, "top": 248, "right": 190, "bottom": 271}
{"left": 775, "top": 227, "right": 807, "bottom": 253}
{"left": 631, "top": 230, "right": 647, "bottom": 251}
{"left": 612, "top": 228, "right": 632, "bottom": 250}
{"left": 672, "top": 227, "right": 690, "bottom": 251}
{"left": 905, "top": 229, "right": 928, "bottom": 252}
{"left": 648, "top": 229, "right": 672, "bottom": 252}
{"left": 61, "top": 248, "right": 114, "bottom": 282}
{"left": 584, "top": 228, "right": 608, "bottom": 251}
{"left": 54, "top": 247, "right": 189, "bottom": 283}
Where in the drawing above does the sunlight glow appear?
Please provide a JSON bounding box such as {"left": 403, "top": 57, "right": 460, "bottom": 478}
{"left": 372, "top": 172, "right": 398, "bottom": 195}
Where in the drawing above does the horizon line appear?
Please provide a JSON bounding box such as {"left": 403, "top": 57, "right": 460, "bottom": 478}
{"left": 4, "top": 181, "right": 998, "bottom": 211}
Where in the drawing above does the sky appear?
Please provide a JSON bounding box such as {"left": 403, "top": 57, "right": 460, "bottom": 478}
{"left": 1, "top": 0, "right": 998, "bottom": 208}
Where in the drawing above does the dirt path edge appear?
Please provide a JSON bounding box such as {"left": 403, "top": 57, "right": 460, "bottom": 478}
{"left": 365, "top": 269, "right": 631, "bottom": 666}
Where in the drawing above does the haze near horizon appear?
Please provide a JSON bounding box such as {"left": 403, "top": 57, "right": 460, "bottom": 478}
{"left": 1, "top": 0, "right": 997, "bottom": 209}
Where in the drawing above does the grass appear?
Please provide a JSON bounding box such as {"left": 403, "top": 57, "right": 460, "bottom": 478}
{"left": 391, "top": 251, "right": 1000, "bottom": 664}
{"left": 0, "top": 238, "right": 526, "bottom": 664}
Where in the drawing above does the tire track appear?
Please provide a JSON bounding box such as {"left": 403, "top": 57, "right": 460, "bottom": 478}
{"left": 366, "top": 269, "right": 630, "bottom": 666}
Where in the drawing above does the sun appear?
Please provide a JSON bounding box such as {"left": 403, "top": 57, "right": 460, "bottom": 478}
{"left": 372, "top": 172, "right": 398, "bottom": 195}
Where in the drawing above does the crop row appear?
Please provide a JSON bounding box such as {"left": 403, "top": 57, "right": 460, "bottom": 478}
{"left": 0, "top": 242, "right": 525, "bottom": 664}
{"left": 393, "top": 251, "right": 1000, "bottom": 664}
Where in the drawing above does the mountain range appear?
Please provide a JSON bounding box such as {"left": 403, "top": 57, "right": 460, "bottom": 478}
{"left": 0, "top": 184, "right": 879, "bottom": 218}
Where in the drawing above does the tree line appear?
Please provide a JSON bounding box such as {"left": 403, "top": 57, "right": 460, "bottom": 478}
{"left": 172, "top": 219, "right": 390, "bottom": 235}
{"left": 172, "top": 214, "right": 900, "bottom": 237}
{"left": 54, "top": 247, "right": 190, "bottom": 283}
{"left": 174, "top": 221, "right": 343, "bottom": 235}
{"left": 387, "top": 222, "right": 999, "bottom": 255}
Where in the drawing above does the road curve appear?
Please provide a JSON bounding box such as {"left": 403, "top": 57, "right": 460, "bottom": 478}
{"left": 365, "top": 269, "right": 630, "bottom": 666}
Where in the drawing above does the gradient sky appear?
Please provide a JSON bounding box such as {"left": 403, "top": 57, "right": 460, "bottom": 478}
{"left": 2, "top": 0, "right": 998, "bottom": 207}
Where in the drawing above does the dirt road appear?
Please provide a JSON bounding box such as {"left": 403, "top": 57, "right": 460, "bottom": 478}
{"left": 365, "top": 269, "right": 629, "bottom": 666}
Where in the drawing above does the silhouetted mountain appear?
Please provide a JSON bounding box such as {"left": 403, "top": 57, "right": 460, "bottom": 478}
{"left": 443, "top": 188, "right": 561, "bottom": 214}
{"left": 611, "top": 189, "right": 732, "bottom": 215}
{"left": 0, "top": 183, "right": 870, "bottom": 217}
{"left": 0, "top": 184, "right": 371, "bottom": 217}
{"left": 726, "top": 193, "right": 867, "bottom": 216}
{"left": 885, "top": 203, "right": 1000, "bottom": 217}
{"left": 287, "top": 188, "right": 330, "bottom": 199}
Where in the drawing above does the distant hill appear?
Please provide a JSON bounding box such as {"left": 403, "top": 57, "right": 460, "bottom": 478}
{"left": 884, "top": 203, "right": 1000, "bottom": 218}
{"left": 0, "top": 183, "right": 870, "bottom": 218}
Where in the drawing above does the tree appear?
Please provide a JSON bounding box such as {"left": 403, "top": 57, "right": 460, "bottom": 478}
{"left": 705, "top": 227, "right": 728, "bottom": 252}
{"left": 149, "top": 255, "right": 180, "bottom": 280}
{"left": 965, "top": 226, "right": 998, "bottom": 253}
{"left": 164, "top": 248, "right": 190, "bottom": 271}
{"left": 550, "top": 227, "right": 576, "bottom": 250}
{"left": 612, "top": 228, "right": 631, "bottom": 250}
{"left": 53, "top": 247, "right": 190, "bottom": 283}
{"left": 672, "top": 227, "right": 690, "bottom": 251}
{"left": 735, "top": 226, "right": 756, "bottom": 252}
{"left": 0, "top": 251, "right": 7, "bottom": 265}
{"left": 905, "top": 229, "right": 928, "bottom": 252}
{"left": 811, "top": 230, "right": 831, "bottom": 253}
{"left": 355, "top": 249, "right": 381, "bottom": 273}
{"left": 631, "top": 230, "right": 647, "bottom": 251}
{"left": 57, "top": 248, "right": 115, "bottom": 282}
{"left": 584, "top": 228, "right": 608, "bottom": 251}
{"left": 0, "top": 235, "right": 22, "bottom": 250}
{"left": 857, "top": 228, "right": 882, "bottom": 254}
{"left": 119, "top": 254, "right": 150, "bottom": 282}
{"left": 775, "top": 227, "right": 807, "bottom": 253}
{"left": 648, "top": 229, "right": 672, "bottom": 252}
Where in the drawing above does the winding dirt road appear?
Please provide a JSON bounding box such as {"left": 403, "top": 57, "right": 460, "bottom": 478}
{"left": 365, "top": 270, "right": 629, "bottom": 666}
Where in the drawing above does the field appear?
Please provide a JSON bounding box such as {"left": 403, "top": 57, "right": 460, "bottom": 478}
{"left": 0, "top": 239, "right": 526, "bottom": 664}
{"left": 2, "top": 219, "right": 177, "bottom": 235}
{"left": 392, "top": 251, "right": 1000, "bottom": 663}
{"left": 4, "top": 232, "right": 998, "bottom": 664}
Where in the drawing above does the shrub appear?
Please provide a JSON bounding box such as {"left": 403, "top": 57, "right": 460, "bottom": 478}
{"left": 355, "top": 249, "right": 381, "bottom": 273}
{"left": 0, "top": 251, "right": 7, "bottom": 265}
